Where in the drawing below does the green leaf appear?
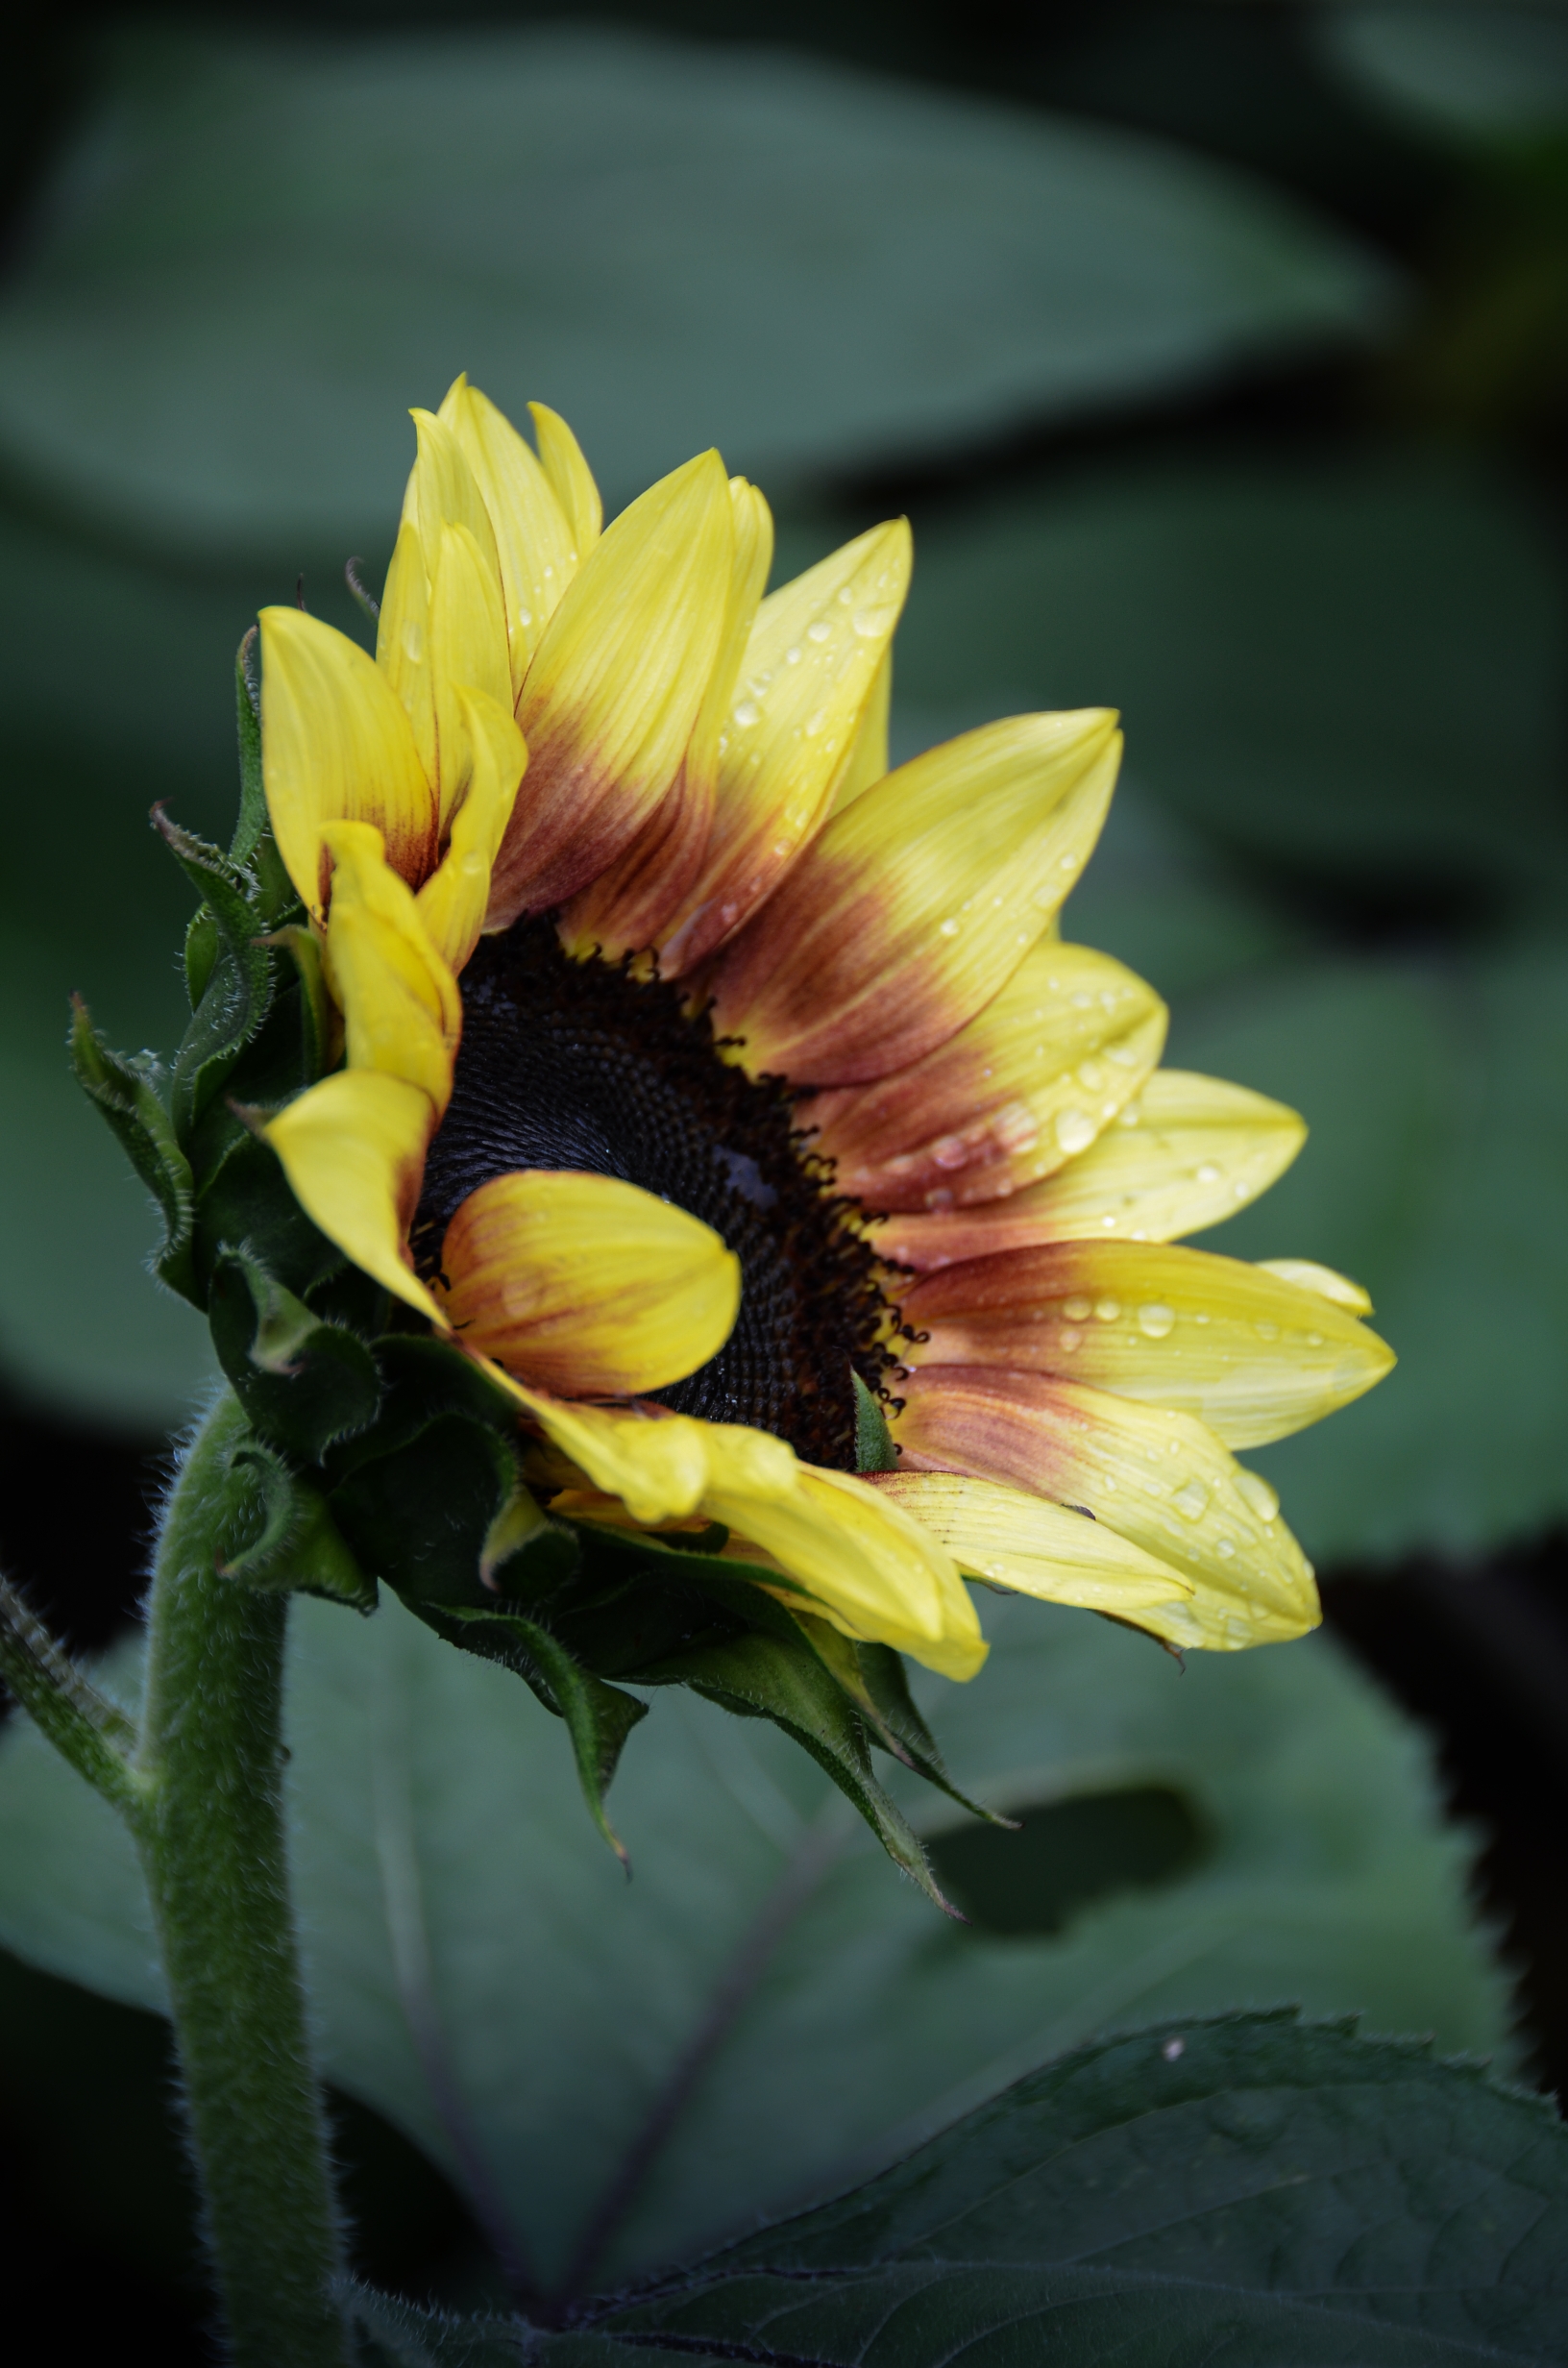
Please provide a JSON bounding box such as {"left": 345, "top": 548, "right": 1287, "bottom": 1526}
{"left": 0, "top": 1596, "right": 1511, "bottom": 2299}
{"left": 329, "top": 1411, "right": 518, "bottom": 1611}
{"left": 885, "top": 448, "right": 1568, "bottom": 920}
{"left": 1174, "top": 939, "right": 1568, "bottom": 1562}
{"left": 1318, "top": 4, "right": 1568, "bottom": 145}
{"left": 153, "top": 810, "right": 274, "bottom": 1139}
{"left": 66, "top": 999, "right": 196, "bottom": 1303}
{"left": 193, "top": 1129, "right": 342, "bottom": 1306}
{"left": 219, "top": 1441, "right": 376, "bottom": 1612}
{"left": 208, "top": 1246, "right": 381, "bottom": 1463}
{"left": 584, "top": 2013, "right": 1568, "bottom": 2367}
{"left": 0, "top": 26, "right": 1389, "bottom": 558}
{"left": 231, "top": 627, "right": 266, "bottom": 866}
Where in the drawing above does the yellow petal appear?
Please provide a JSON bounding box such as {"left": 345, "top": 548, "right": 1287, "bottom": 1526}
{"left": 872, "top": 1069, "right": 1307, "bottom": 1270}
{"left": 711, "top": 710, "right": 1121, "bottom": 1087}
{"left": 415, "top": 685, "right": 527, "bottom": 974}
{"left": 321, "top": 821, "right": 460, "bottom": 1112}
{"left": 376, "top": 520, "right": 437, "bottom": 789}
{"left": 438, "top": 378, "right": 584, "bottom": 690}
{"left": 500, "top": 1394, "right": 743, "bottom": 1524}
{"left": 487, "top": 450, "right": 735, "bottom": 924}
{"left": 428, "top": 524, "right": 514, "bottom": 831}
{"left": 805, "top": 942, "right": 1165, "bottom": 1212}
{"left": 529, "top": 402, "right": 602, "bottom": 561}
{"left": 403, "top": 406, "right": 503, "bottom": 572}
{"left": 1255, "top": 1257, "right": 1373, "bottom": 1316}
{"left": 831, "top": 644, "right": 892, "bottom": 815}
{"left": 435, "top": 1169, "right": 740, "bottom": 1395}
{"left": 266, "top": 1069, "right": 440, "bottom": 1321}
{"left": 871, "top": 1469, "right": 1191, "bottom": 1617}
{"left": 710, "top": 1464, "right": 987, "bottom": 1683}
{"left": 900, "top": 1240, "right": 1395, "bottom": 1449}
{"left": 659, "top": 521, "right": 913, "bottom": 974}
{"left": 893, "top": 1366, "right": 1318, "bottom": 1646}
{"left": 561, "top": 475, "right": 773, "bottom": 961}
{"left": 260, "top": 606, "right": 436, "bottom": 916}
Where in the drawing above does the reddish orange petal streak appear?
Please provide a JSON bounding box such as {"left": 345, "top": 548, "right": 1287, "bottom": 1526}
{"left": 803, "top": 942, "right": 1164, "bottom": 1212}
{"left": 486, "top": 451, "right": 734, "bottom": 925}
{"left": 710, "top": 711, "right": 1120, "bottom": 1089}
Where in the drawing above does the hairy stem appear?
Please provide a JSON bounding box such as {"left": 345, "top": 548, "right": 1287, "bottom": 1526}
{"left": 136, "top": 1392, "right": 351, "bottom": 2367}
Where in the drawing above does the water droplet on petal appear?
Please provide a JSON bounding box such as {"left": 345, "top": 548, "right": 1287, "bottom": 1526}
{"left": 1137, "top": 1302, "right": 1175, "bottom": 1339}
{"left": 852, "top": 604, "right": 898, "bottom": 637}
{"left": 733, "top": 699, "right": 760, "bottom": 728}
{"left": 1254, "top": 1320, "right": 1279, "bottom": 1342}
{"left": 1055, "top": 1108, "right": 1095, "bottom": 1153}
{"left": 1058, "top": 1326, "right": 1083, "bottom": 1352}
{"left": 1173, "top": 1480, "right": 1209, "bottom": 1520}
{"left": 1093, "top": 1297, "right": 1120, "bottom": 1323}
{"left": 1236, "top": 1470, "right": 1280, "bottom": 1523}
{"left": 939, "top": 918, "right": 960, "bottom": 938}
{"left": 806, "top": 618, "right": 832, "bottom": 643}
{"left": 1214, "top": 1537, "right": 1236, "bottom": 1559}
{"left": 1196, "top": 1163, "right": 1221, "bottom": 1185}
{"left": 1063, "top": 1295, "right": 1093, "bottom": 1322}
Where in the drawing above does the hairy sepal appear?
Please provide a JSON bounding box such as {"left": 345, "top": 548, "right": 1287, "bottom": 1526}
{"left": 68, "top": 999, "right": 198, "bottom": 1304}
{"left": 155, "top": 811, "right": 277, "bottom": 1140}
{"left": 208, "top": 1246, "right": 382, "bottom": 1464}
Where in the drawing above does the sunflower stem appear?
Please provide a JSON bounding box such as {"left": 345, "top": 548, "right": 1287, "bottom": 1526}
{"left": 135, "top": 1391, "right": 351, "bottom": 2367}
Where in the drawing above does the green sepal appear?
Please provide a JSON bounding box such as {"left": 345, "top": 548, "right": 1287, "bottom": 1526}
{"left": 853, "top": 1371, "right": 899, "bottom": 1472}
{"left": 155, "top": 809, "right": 275, "bottom": 1139}
{"left": 482, "top": 1482, "right": 580, "bottom": 1595}
{"left": 406, "top": 1598, "right": 647, "bottom": 1864}
{"left": 231, "top": 629, "right": 267, "bottom": 868}
{"left": 846, "top": 1639, "right": 1013, "bottom": 1826}
{"left": 325, "top": 1334, "right": 520, "bottom": 1481}
{"left": 633, "top": 1624, "right": 955, "bottom": 1913}
{"left": 208, "top": 1247, "right": 381, "bottom": 1463}
{"left": 193, "top": 1128, "right": 345, "bottom": 1304}
{"left": 329, "top": 1409, "right": 519, "bottom": 1609}
{"left": 184, "top": 904, "right": 221, "bottom": 1010}
{"left": 218, "top": 1441, "right": 377, "bottom": 1611}
{"left": 67, "top": 998, "right": 198, "bottom": 1304}
{"left": 264, "top": 924, "right": 336, "bottom": 1084}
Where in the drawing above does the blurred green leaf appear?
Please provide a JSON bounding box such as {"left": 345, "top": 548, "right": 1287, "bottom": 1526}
{"left": 1175, "top": 938, "right": 1568, "bottom": 1563}
{"left": 891, "top": 448, "right": 1568, "bottom": 914}
{"left": 1319, "top": 5, "right": 1568, "bottom": 145}
{"left": 0, "top": 25, "right": 1391, "bottom": 556}
{"left": 0, "top": 1592, "right": 1508, "bottom": 2298}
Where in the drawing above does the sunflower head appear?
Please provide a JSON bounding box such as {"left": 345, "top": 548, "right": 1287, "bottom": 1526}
{"left": 73, "top": 379, "right": 1392, "bottom": 1899}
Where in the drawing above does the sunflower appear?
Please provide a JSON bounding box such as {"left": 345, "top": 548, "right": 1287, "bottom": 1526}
{"left": 258, "top": 378, "right": 1391, "bottom": 1687}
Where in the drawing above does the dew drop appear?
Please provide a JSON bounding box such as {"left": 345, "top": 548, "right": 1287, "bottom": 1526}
{"left": 1058, "top": 1326, "right": 1083, "bottom": 1352}
{"left": 785, "top": 645, "right": 802, "bottom": 666}
{"left": 852, "top": 604, "right": 897, "bottom": 637}
{"left": 1196, "top": 1163, "right": 1221, "bottom": 1185}
{"left": 939, "top": 918, "right": 960, "bottom": 939}
{"left": 1055, "top": 1108, "right": 1096, "bottom": 1153}
{"left": 1063, "top": 1295, "right": 1093, "bottom": 1322}
{"left": 1236, "top": 1470, "right": 1280, "bottom": 1523}
{"left": 1093, "top": 1297, "right": 1120, "bottom": 1323}
{"left": 1137, "top": 1302, "right": 1175, "bottom": 1339}
{"left": 1214, "top": 1537, "right": 1236, "bottom": 1559}
{"left": 806, "top": 618, "right": 832, "bottom": 643}
{"left": 1254, "top": 1320, "right": 1279, "bottom": 1342}
{"left": 1172, "top": 1479, "right": 1209, "bottom": 1520}
{"left": 733, "top": 699, "right": 760, "bottom": 728}
{"left": 1307, "top": 1331, "right": 1324, "bottom": 1348}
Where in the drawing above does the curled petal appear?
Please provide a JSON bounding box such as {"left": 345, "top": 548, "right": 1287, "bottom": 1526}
{"left": 711, "top": 1466, "right": 987, "bottom": 1683}
{"left": 711, "top": 710, "right": 1121, "bottom": 1087}
{"left": 414, "top": 685, "right": 527, "bottom": 975}
{"left": 501, "top": 1393, "right": 786, "bottom": 1526}
{"left": 436, "top": 1170, "right": 740, "bottom": 1396}
{"left": 1255, "top": 1257, "right": 1373, "bottom": 1315}
{"left": 487, "top": 450, "right": 735, "bottom": 924}
{"left": 900, "top": 1241, "right": 1394, "bottom": 1448}
{"left": 659, "top": 520, "right": 912, "bottom": 974}
{"left": 892, "top": 1366, "right": 1318, "bottom": 1646}
{"left": 321, "top": 822, "right": 460, "bottom": 1113}
{"left": 563, "top": 476, "right": 773, "bottom": 960}
{"left": 873, "top": 1069, "right": 1307, "bottom": 1270}
{"left": 806, "top": 942, "right": 1164, "bottom": 1212}
{"left": 438, "top": 377, "right": 589, "bottom": 690}
{"left": 266, "top": 1070, "right": 440, "bottom": 1321}
{"left": 260, "top": 606, "right": 435, "bottom": 916}
{"left": 870, "top": 1469, "right": 1191, "bottom": 1620}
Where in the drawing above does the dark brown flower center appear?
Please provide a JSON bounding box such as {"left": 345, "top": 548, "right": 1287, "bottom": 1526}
{"left": 413, "top": 918, "right": 897, "bottom": 1468}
